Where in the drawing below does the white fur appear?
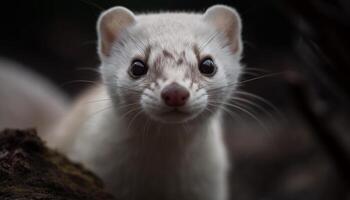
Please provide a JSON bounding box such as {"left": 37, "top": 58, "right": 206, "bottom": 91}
{"left": 0, "top": 59, "right": 68, "bottom": 138}
{"left": 50, "top": 5, "right": 243, "bottom": 200}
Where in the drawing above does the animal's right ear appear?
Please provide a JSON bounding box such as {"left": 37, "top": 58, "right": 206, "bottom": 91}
{"left": 97, "top": 7, "right": 136, "bottom": 57}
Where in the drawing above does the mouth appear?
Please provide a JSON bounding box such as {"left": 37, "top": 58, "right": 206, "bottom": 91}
{"left": 162, "top": 109, "right": 191, "bottom": 117}
{"left": 152, "top": 108, "right": 199, "bottom": 124}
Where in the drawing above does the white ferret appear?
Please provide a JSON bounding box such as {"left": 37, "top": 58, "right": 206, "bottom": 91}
{"left": 48, "top": 5, "right": 244, "bottom": 200}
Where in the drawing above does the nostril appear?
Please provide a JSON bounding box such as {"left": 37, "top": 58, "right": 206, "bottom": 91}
{"left": 164, "top": 96, "right": 171, "bottom": 101}
{"left": 161, "top": 83, "right": 190, "bottom": 107}
{"left": 180, "top": 91, "right": 190, "bottom": 101}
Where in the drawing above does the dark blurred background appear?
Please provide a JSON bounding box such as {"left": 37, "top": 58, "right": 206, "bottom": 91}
{"left": 0, "top": 0, "right": 349, "bottom": 200}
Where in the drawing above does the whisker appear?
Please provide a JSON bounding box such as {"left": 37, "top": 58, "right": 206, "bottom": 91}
{"left": 60, "top": 80, "right": 98, "bottom": 88}
{"left": 143, "top": 102, "right": 162, "bottom": 108}
{"left": 126, "top": 32, "right": 148, "bottom": 52}
{"left": 83, "top": 105, "right": 113, "bottom": 124}
{"left": 207, "top": 102, "right": 239, "bottom": 121}
{"left": 237, "top": 72, "right": 284, "bottom": 85}
{"left": 76, "top": 67, "right": 101, "bottom": 74}
{"left": 115, "top": 86, "right": 142, "bottom": 94}
{"left": 241, "top": 67, "right": 272, "bottom": 78}
{"left": 118, "top": 106, "right": 142, "bottom": 121}
{"left": 209, "top": 101, "right": 271, "bottom": 135}
{"left": 199, "top": 31, "right": 220, "bottom": 50}
{"left": 83, "top": 98, "right": 112, "bottom": 104}
{"left": 227, "top": 99, "right": 279, "bottom": 133}
{"left": 235, "top": 91, "right": 285, "bottom": 121}
{"left": 143, "top": 93, "right": 159, "bottom": 101}
{"left": 189, "top": 95, "right": 208, "bottom": 106}
{"left": 206, "top": 72, "right": 284, "bottom": 93}
{"left": 127, "top": 109, "right": 144, "bottom": 130}
{"left": 240, "top": 71, "right": 261, "bottom": 77}
{"left": 230, "top": 96, "right": 277, "bottom": 122}
{"left": 205, "top": 106, "right": 215, "bottom": 115}
{"left": 117, "top": 102, "right": 141, "bottom": 110}
{"left": 244, "top": 67, "right": 270, "bottom": 73}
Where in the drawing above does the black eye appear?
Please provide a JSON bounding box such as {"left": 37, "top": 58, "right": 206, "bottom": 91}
{"left": 129, "top": 60, "right": 148, "bottom": 78}
{"left": 199, "top": 58, "right": 217, "bottom": 76}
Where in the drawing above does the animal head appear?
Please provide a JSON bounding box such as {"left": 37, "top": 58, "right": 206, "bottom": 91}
{"left": 98, "top": 5, "right": 243, "bottom": 123}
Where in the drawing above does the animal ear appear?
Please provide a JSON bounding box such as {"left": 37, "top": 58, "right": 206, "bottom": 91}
{"left": 97, "top": 6, "right": 136, "bottom": 57}
{"left": 203, "top": 5, "right": 243, "bottom": 55}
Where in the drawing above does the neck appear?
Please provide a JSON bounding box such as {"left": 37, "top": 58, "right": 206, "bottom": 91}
{"left": 105, "top": 110, "right": 219, "bottom": 176}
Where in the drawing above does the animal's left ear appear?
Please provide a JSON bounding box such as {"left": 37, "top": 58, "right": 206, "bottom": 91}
{"left": 203, "top": 5, "right": 243, "bottom": 55}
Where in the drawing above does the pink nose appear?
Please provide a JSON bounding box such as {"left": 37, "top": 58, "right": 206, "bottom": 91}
{"left": 161, "top": 83, "right": 190, "bottom": 107}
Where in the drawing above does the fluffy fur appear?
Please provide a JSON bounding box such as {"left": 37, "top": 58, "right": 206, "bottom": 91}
{"left": 0, "top": 59, "right": 68, "bottom": 137}
{"left": 49, "top": 5, "right": 243, "bottom": 200}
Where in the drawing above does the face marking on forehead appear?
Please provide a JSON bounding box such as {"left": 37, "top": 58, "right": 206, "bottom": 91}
{"left": 151, "top": 57, "right": 164, "bottom": 80}
{"left": 145, "top": 43, "right": 208, "bottom": 85}
{"left": 177, "top": 50, "right": 198, "bottom": 67}
{"left": 144, "top": 45, "right": 151, "bottom": 63}
{"left": 192, "top": 44, "right": 201, "bottom": 63}
{"left": 184, "top": 63, "right": 202, "bottom": 83}
{"left": 177, "top": 58, "right": 184, "bottom": 65}
{"left": 162, "top": 49, "right": 174, "bottom": 59}
{"left": 153, "top": 55, "right": 163, "bottom": 69}
{"left": 150, "top": 49, "right": 177, "bottom": 75}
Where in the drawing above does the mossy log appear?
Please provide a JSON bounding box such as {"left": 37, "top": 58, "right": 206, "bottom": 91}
{"left": 0, "top": 129, "right": 116, "bottom": 200}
